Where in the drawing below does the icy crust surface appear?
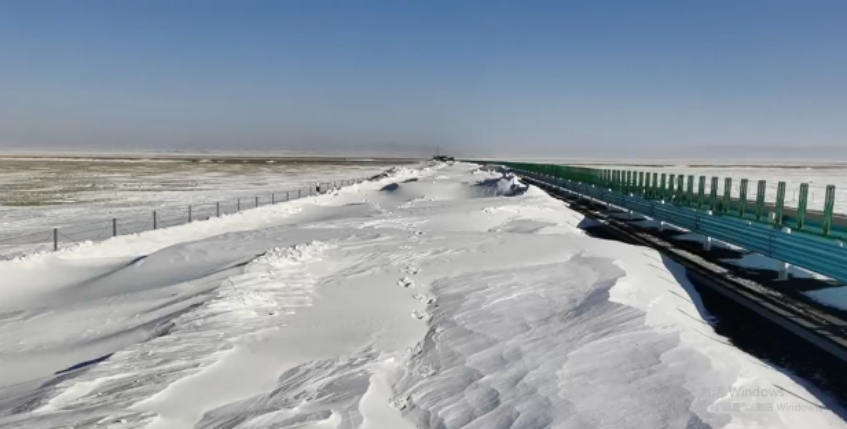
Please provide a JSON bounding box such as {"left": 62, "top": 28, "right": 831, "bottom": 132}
{"left": 0, "top": 162, "right": 843, "bottom": 428}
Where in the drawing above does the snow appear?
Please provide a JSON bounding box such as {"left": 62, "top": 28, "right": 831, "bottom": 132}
{"left": 0, "top": 162, "right": 843, "bottom": 428}
{"left": 0, "top": 158, "right": 390, "bottom": 258}
{"left": 806, "top": 287, "right": 847, "bottom": 311}
{"left": 722, "top": 253, "right": 830, "bottom": 280}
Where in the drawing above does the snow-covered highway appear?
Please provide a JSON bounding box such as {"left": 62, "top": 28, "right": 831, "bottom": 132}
{"left": 0, "top": 162, "right": 843, "bottom": 428}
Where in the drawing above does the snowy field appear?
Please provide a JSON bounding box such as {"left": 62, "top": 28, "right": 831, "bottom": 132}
{"left": 585, "top": 164, "right": 847, "bottom": 213}
{"left": 0, "top": 158, "right": 395, "bottom": 257}
{"left": 0, "top": 162, "right": 842, "bottom": 428}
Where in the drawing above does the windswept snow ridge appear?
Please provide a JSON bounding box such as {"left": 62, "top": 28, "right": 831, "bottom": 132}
{"left": 0, "top": 162, "right": 843, "bottom": 428}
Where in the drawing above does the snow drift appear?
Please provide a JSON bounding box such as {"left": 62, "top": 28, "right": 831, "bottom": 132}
{"left": 0, "top": 163, "right": 843, "bottom": 428}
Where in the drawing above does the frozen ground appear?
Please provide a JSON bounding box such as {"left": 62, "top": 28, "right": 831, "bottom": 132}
{"left": 0, "top": 162, "right": 843, "bottom": 428}
{"left": 0, "top": 158, "right": 394, "bottom": 257}
{"left": 585, "top": 164, "right": 847, "bottom": 213}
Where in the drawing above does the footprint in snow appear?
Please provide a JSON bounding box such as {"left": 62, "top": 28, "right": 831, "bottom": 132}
{"left": 407, "top": 342, "right": 424, "bottom": 357}
{"left": 410, "top": 310, "right": 432, "bottom": 321}
{"left": 398, "top": 277, "right": 415, "bottom": 288}
{"left": 402, "top": 265, "right": 421, "bottom": 275}
{"left": 412, "top": 294, "right": 436, "bottom": 304}
{"left": 416, "top": 365, "right": 437, "bottom": 378}
{"left": 389, "top": 395, "right": 411, "bottom": 411}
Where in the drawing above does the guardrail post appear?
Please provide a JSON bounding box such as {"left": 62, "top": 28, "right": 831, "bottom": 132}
{"left": 216, "top": 202, "right": 220, "bottom": 217}
{"left": 676, "top": 175, "right": 684, "bottom": 204}
{"left": 255, "top": 196, "right": 259, "bottom": 208}
{"left": 272, "top": 193, "right": 275, "bottom": 204}
{"left": 739, "top": 179, "right": 749, "bottom": 217}
{"left": 286, "top": 191, "right": 290, "bottom": 201}
{"left": 722, "top": 178, "right": 732, "bottom": 214}
{"left": 299, "top": 189, "right": 302, "bottom": 198}
{"left": 698, "top": 176, "right": 706, "bottom": 208}
{"left": 237, "top": 198, "right": 241, "bottom": 212}
{"left": 775, "top": 182, "right": 787, "bottom": 225}
{"left": 53, "top": 228, "right": 58, "bottom": 251}
{"left": 188, "top": 206, "right": 192, "bottom": 223}
{"left": 638, "top": 172, "right": 645, "bottom": 195}
{"left": 112, "top": 218, "right": 117, "bottom": 237}
{"left": 153, "top": 211, "right": 158, "bottom": 230}
{"left": 660, "top": 174, "right": 667, "bottom": 201}
{"left": 756, "top": 180, "right": 767, "bottom": 220}
{"left": 823, "top": 185, "right": 836, "bottom": 235}
{"left": 797, "top": 183, "right": 809, "bottom": 230}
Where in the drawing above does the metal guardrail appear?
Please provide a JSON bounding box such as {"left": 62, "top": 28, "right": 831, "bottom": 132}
{"left": 509, "top": 167, "right": 847, "bottom": 283}
{"left": 0, "top": 178, "right": 367, "bottom": 260}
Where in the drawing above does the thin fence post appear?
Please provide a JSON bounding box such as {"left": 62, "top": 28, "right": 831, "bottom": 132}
{"left": 113, "top": 218, "right": 117, "bottom": 237}
{"left": 668, "top": 174, "right": 675, "bottom": 202}
{"left": 739, "top": 179, "right": 749, "bottom": 217}
{"left": 722, "top": 178, "right": 732, "bottom": 214}
{"left": 53, "top": 228, "right": 58, "bottom": 251}
{"left": 286, "top": 191, "right": 290, "bottom": 201}
{"left": 255, "top": 196, "right": 259, "bottom": 208}
{"left": 153, "top": 211, "right": 158, "bottom": 230}
{"left": 823, "top": 185, "right": 836, "bottom": 235}
{"left": 237, "top": 198, "right": 241, "bottom": 212}
{"left": 188, "top": 206, "right": 192, "bottom": 223}
{"left": 686, "top": 175, "right": 694, "bottom": 206}
{"left": 272, "top": 193, "right": 275, "bottom": 204}
{"left": 709, "top": 177, "right": 719, "bottom": 211}
{"left": 216, "top": 202, "right": 221, "bottom": 217}
{"left": 797, "top": 183, "right": 809, "bottom": 230}
{"left": 775, "top": 182, "right": 786, "bottom": 225}
{"left": 756, "top": 180, "right": 767, "bottom": 220}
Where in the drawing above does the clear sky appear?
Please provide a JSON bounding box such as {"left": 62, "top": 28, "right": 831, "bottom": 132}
{"left": 1, "top": 1, "right": 845, "bottom": 159}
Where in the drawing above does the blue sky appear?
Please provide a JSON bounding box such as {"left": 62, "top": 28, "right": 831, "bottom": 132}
{"left": 1, "top": 1, "right": 845, "bottom": 158}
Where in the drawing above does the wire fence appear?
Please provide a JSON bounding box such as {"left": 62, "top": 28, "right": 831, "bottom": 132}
{"left": 0, "top": 178, "right": 367, "bottom": 260}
